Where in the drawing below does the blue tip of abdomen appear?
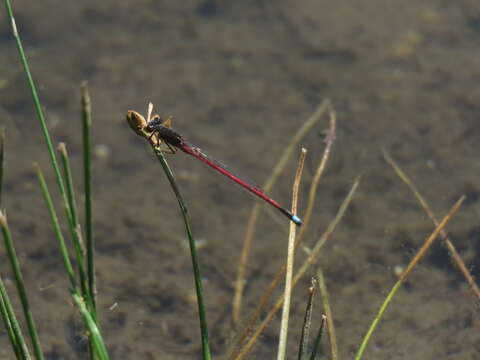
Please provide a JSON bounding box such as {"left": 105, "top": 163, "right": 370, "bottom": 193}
{"left": 291, "top": 214, "right": 302, "bottom": 226}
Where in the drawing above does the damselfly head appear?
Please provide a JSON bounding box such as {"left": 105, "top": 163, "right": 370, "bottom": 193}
{"left": 126, "top": 110, "right": 147, "bottom": 137}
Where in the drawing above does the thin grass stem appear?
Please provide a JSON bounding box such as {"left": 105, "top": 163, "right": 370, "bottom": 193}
{"left": 4, "top": 0, "right": 77, "bottom": 240}
{"left": 0, "top": 211, "right": 43, "bottom": 360}
{"left": 316, "top": 268, "right": 337, "bottom": 360}
{"left": 4, "top": 4, "right": 103, "bottom": 357}
{"left": 126, "top": 106, "right": 212, "bottom": 359}
{"left": 298, "top": 278, "right": 317, "bottom": 360}
{"left": 81, "top": 82, "right": 96, "bottom": 311}
{"left": 38, "top": 163, "right": 99, "bottom": 356}
{"left": 58, "top": 143, "right": 79, "bottom": 240}
{"left": 57, "top": 145, "right": 93, "bottom": 307}
{"left": 72, "top": 293, "right": 109, "bottom": 360}
{"left": 277, "top": 148, "right": 307, "bottom": 360}
{"left": 0, "top": 287, "right": 17, "bottom": 357}
{"left": 56, "top": 146, "right": 97, "bottom": 324}
{"left": 354, "top": 195, "right": 465, "bottom": 360}
{"left": 0, "top": 129, "right": 4, "bottom": 206}
{"left": 152, "top": 147, "right": 212, "bottom": 360}
{"left": 309, "top": 314, "right": 326, "bottom": 360}
{"left": 0, "top": 130, "right": 29, "bottom": 360}
{"left": 0, "top": 271, "right": 31, "bottom": 360}
{"left": 295, "top": 107, "right": 336, "bottom": 243}
{"left": 35, "top": 164, "right": 77, "bottom": 290}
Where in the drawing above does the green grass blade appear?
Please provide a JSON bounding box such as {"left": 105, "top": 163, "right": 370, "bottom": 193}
{"left": 40, "top": 151, "right": 98, "bottom": 358}
{"left": 4, "top": 0, "right": 76, "bottom": 231}
{"left": 56, "top": 145, "right": 97, "bottom": 323}
{"left": 37, "top": 164, "right": 99, "bottom": 356}
{"left": 152, "top": 148, "right": 212, "bottom": 360}
{"left": 0, "top": 272, "right": 31, "bottom": 360}
{"left": 72, "top": 293, "right": 109, "bottom": 360}
{"left": 35, "top": 164, "right": 77, "bottom": 290}
{"left": 0, "top": 132, "right": 29, "bottom": 360}
{"left": 0, "top": 129, "right": 4, "bottom": 206}
{"left": 309, "top": 315, "right": 326, "bottom": 360}
{"left": 80, "top": 82, "right": 96, "bottom": 312}
{"left": 56, "top": 146, "right": 90, "bottom": 290}
{"left": 58, "top": 143, "right": 79, "bottom": 236}
{"left": 0, "top": 212, "right": 43, "bottom": 360}
{"left": 0, "top": 287, "right": 19, "bottom": 357}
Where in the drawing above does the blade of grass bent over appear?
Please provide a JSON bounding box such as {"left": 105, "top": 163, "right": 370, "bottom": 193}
{"left": 354, "top": 195, "right": 465, "bottom": 360}
{"left": 277, "top": 148, "right": 306, "bottom": 360}
{"left": 0, "top": 211, "right": 43, "bottom": 360}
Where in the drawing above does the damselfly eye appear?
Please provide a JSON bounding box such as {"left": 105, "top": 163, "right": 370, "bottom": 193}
{"left": 150, "top": 115, "right": 163, "bottom": 126}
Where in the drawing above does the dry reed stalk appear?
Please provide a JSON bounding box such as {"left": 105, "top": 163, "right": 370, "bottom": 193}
{"left": 383, "top": 151, "right": 480, "bottom": 304}
{"left": 229, "top": 106, "right": 337, "bottom": 356}
{"left": 232, "top": 99, "right": 331, "bottom": 326}
{"left": 277, "top": 148, "right": 307, "bottom": 360}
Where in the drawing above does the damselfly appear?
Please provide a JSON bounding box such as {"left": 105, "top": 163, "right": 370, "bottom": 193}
{"left": 127, "top": 104, "right": 302, "bottom": 226}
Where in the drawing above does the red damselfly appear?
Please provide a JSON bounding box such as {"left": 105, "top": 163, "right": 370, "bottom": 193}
{"left": 127, "top": 105, "right": 302, "bottom": 226}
